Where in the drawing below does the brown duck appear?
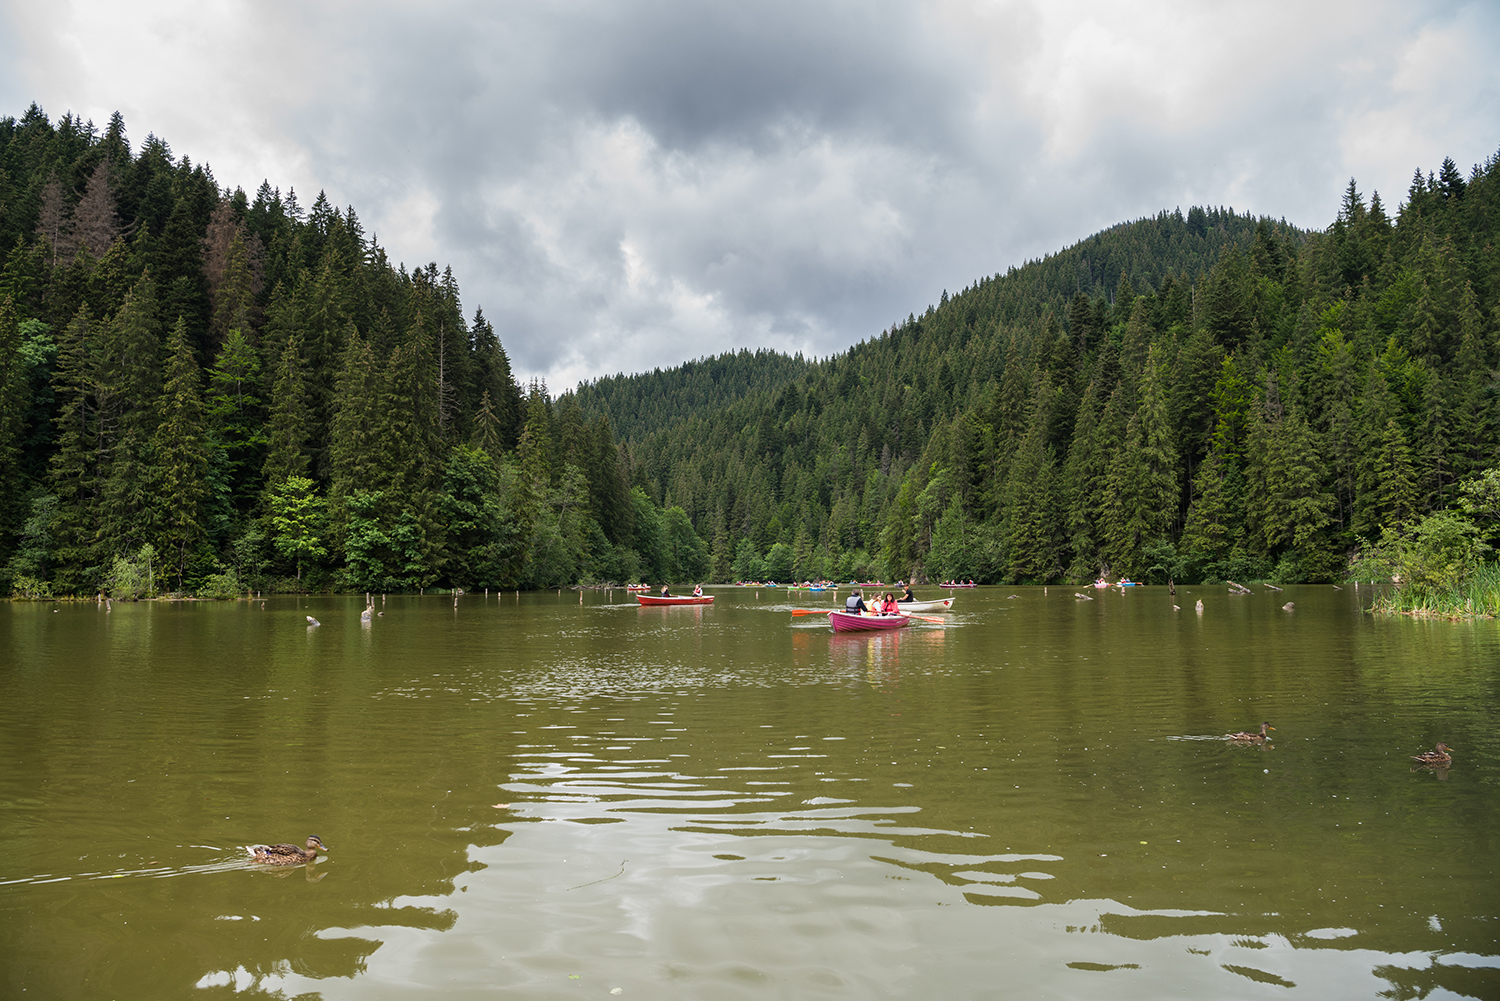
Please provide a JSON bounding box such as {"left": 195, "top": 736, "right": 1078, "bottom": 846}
{"left": 249, "top": 835, "right": 328, "bottom": 865}
{"left": 1411, "top": 743, "right": 1453, "bottom": 765}
{"left": 1227, "top": 722, "right": 1275, "bottom": 742}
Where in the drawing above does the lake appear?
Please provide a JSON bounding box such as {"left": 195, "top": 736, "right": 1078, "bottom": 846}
{"left": 1, "top": 584, "right": 1497, "bottom": 999}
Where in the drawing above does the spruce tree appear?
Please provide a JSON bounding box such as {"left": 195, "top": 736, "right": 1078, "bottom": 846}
{"left": 470, "top": 389, "right": 504, "bottom": 461}
{"left": 327, "top": 327, "right": 379, "bottom": 544}
{"left": 96, "top": 275, "right": 163, "bottom": 561}
{"left": 154, "top": 318, "right": 208, "bottom": 588}
{"left": 1372, "top": 417, "right": 1419, "bottom": 533}
{"left": 205, "top": 329, "right": 265, "bottom": 521}
{"left": 46, "top": 305, "right": 100, "bottom": 587}
{"left": 1060, "top": 374, "right": 1107, "bottom": 577}
{"left": 0, "top": 297, "right": 28, "bottom": 549}
{"left": 262, "top": 332, "right": 311, "bottom": 488}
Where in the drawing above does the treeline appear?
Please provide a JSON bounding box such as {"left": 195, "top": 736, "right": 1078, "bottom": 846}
{"left": 584, "top": 155, "right": 1500, "bottom": 585}
{"left": 0, "top": 104, "right": 708, "bottom": 596}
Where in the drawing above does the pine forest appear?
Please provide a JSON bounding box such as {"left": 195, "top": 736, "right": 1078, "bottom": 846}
{"left": 2, "top": 103, "right": 1498, "bottom": 600}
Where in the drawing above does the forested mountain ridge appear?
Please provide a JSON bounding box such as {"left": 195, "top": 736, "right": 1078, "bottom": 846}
{"left": 576, "top": 205, "right": 1290, "bottom": 444}
{"left": 596, "top": 156, "right": 1500, "bottom": 586}
{"left": 575, "top": 348, "right": 815, "bottom": 444}
{"left": 577, "top": 207, "right": 1291, "bottom": 446}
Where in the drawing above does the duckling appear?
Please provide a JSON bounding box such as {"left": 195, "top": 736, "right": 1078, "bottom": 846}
{"left": 306, "top": 615, "right": 320, "bottom": 626}
{"left": 1411, "top": 742, "right": 1453, "bottom": 765}
{"left": 249, "top": 835, "right": 328, "bottom": 865}
{"left": 1227, "top": 722, "right": 1275, "bottom": 742}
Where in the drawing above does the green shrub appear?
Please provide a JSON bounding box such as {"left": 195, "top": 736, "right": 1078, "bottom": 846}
{"left": 105, "top": 544, "right": 158, "bottom": 600}
{"left": 10, "top": 575, "right": 53, "bottom": 600}
{"left": 196, "top": 569, "right": 243, "bottom": 600}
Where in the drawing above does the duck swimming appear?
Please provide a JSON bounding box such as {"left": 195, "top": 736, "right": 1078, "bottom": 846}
{"left": 1411, "top": 743, "right": 1453, "bottom": 765}
{"left": 1227, "top": 722, "right": 1275, "bottom": 742}
{"left": 249, "top": 835, "right": 328, "bottom": 865}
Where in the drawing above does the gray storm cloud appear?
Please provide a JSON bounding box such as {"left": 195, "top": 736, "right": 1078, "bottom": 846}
{"left": 2, "top": 0, "right": 1498, "bottom": 387}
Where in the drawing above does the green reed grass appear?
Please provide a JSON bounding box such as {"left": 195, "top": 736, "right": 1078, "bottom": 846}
{"left": 1369, "top": 562, "right": 1500, "bottom": 618}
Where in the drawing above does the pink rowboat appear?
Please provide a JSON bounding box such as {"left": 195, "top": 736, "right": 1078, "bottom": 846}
{"left": 827, "top": 610, "right": 910, "bottom": 632}
{"left": 636, "top": 594, "right": 714, "bottom": 606}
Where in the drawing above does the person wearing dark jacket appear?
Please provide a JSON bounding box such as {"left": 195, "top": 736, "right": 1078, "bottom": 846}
{"left": 845, "top": 591, "right": 867, "bottom": 614}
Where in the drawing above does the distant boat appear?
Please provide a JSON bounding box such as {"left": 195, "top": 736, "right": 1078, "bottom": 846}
{"left": 897, "top": 597, "right": 954, "bottom": 612}
{"left": 625, "top": 584, "right": 651, "bottom": 592}
{"left": 828, "top": 610, "right": 910, "bottom": 632}
{"left": 636, "top": 594, "right": 715, "bottom": 606}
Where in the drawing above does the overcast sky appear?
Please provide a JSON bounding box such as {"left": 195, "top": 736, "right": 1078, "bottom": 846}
{"left": 3, "top": 1, "right": 1497, "bottom": 389}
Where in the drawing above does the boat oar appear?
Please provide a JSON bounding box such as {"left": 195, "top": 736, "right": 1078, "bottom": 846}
{"left": 790, "top": 608, "right": 833, "bottom": 616}
{"left": 906, "top": 614, "right": 945, "bottom": 623}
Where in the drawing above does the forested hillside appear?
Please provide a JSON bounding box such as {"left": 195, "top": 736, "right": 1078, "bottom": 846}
{"left": 0, "top": 104, "right": 707, "bottom": 597}
{"left": 580, "top": 208, "right": 1286, "bottom": 447}
{"left": 576, "top": 349, "right": 815, "bottom": 444}
{"left": 589, "top": 159, "right": 1500, "bottom": 586}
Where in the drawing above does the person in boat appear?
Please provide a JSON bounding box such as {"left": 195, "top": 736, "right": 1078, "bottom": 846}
{"left": 879, "top": 592, "right": 899, "bottom": 614}
{"left": 692, "top": 583, "right": 703, "bottom": 596}
{"left": 660, "top": 584, "right": 673, "bottom": 597}
{"left": 901, "top": 584, "right": 915, "bottom": 602}
{"left": 845, "top": 590, "right": 868, "bottom": 614}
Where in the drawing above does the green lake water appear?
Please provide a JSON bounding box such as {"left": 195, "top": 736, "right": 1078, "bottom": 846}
{"left": 1, "top": 585, "right": 1497, "bottom": 999}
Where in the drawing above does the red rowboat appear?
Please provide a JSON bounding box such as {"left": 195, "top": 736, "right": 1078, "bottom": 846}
{"left": 827, "top": 610, "right": 910, "bottom": 632}
{"left": 636, "top": 594, "right": 714, "bottom": 606}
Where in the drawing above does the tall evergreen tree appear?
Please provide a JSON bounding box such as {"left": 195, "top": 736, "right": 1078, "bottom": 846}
{"left": 154, "top": 318, "right": 208, "bottom": 587}
{"left": 262, "top": 332, "right": 311, "bottom": 488}
{"left": 0, "top": 297, "right": 29, "bottom": 550}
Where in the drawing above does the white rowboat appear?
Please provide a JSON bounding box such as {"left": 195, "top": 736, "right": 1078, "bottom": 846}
{"left": 896, "top": 598, "right": 955, "bottom": 613}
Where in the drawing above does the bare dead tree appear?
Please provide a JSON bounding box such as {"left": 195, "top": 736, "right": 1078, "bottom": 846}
{"left": 72, "top": 160, "right": 121, "bottom": 259}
